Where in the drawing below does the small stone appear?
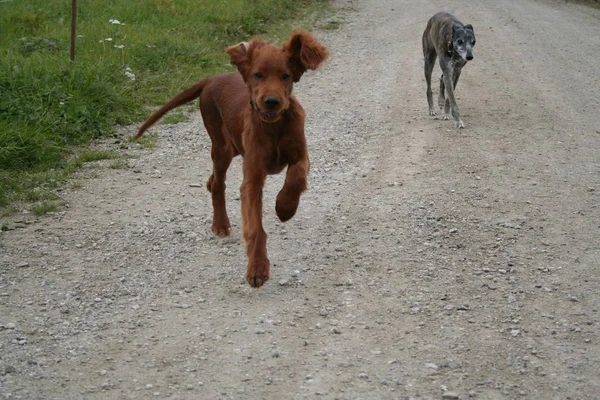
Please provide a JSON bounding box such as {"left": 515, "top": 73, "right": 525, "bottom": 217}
{"left": 16, "top": 262, "right": 29, "bottom": 268}
{"left": 331, "top": 327, "right": 341, "bottom": 334}
{"left": 358, "top": 372, "right": 368, "bottom": 379}
{"left": 4, "top": 365, "right": 16, "bottom": 374}
{"left": 425, "top": 363, "right": 439, "bottom": 370}
{"left": 271, "top": 350, "right": 280, "bottom": 358}
{"left": 5, "top": 323, "right": 16, "bottom": 329}
{"left": 511, "top": 329, "right": 520, "bottom": 337}
{"left": 443, "top": 392, "right": 460, "bottom": 399}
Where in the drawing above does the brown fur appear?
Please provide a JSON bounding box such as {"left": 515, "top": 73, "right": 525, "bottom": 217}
{"left": 135, "top": 30, "right": 329, "bottom": 288}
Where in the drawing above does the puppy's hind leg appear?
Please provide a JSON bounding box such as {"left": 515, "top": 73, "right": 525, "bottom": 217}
{"left": 205, "top": 121, "right": 234, "bottom": 236}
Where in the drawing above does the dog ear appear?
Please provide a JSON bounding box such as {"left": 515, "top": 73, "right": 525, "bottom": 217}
{"left": 226, "top": 41, "right": 251, "bottom": 79}
{"left": 283, "top": 30, "right": 329, "bottom": 82}
{"left": 464, "top": 24, "right": 474, "bottom": 32}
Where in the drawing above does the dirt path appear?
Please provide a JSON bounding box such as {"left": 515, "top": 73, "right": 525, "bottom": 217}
{"left": 1, "top": 0, "right": 599, "bottom": 399}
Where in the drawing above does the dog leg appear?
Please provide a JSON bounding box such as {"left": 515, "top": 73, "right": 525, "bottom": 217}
{"left": 441, "top": 61, "right": 464, "bottom": 128}
{"left": 276, "top": 157, "right": 309, "bottom": 222}
{"left": 207, "top": 145, "right": 233, "bottom": 237}
{"left": 438, "top": 73, "right": 446, "bottom": 113}
{"left": 240, "top": 161, "right": 270, "bottom": 288}
{"left": 423, "top": 50, "right": 437, "bottom": 116}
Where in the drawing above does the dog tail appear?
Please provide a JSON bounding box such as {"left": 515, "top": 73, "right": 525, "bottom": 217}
{"left": 135, "top": 79, "right": 208, "bottom": 139}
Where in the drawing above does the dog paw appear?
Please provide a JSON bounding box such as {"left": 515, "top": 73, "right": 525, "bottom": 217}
{"left": 276, "top": 191, "right": 300, "bottom": 222}
{"left": 211, "top": 221, "right": 231, "bottom": 237}
{"left": 246, "top": 259, "right": 270, "bottom": 288}
{"left": 442, "top": 114, "right": 450, "bottom": 120}
{"left": 454, "top": 120, "right": 465, "bottom": 129}
{"left": 429, "top": 109, "right": 437, "bottom": 116}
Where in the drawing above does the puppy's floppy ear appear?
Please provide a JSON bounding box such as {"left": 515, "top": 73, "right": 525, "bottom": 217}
{"left": 226, "top": 41, "right": 251, "bottom": 80}
{"left": 283, "top": 30, "right": 329, "bottom": 82}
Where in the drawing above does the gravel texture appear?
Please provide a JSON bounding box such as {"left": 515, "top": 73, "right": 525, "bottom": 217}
{"left": 1, "top": 0, "right": 599, "bottom": 399}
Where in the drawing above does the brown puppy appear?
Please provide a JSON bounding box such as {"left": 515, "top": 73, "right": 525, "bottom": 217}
{"left": 135, "top": 31, "right": 329, "bottom": 288}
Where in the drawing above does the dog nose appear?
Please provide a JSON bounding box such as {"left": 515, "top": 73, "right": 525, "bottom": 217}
{"left": 466, "top": 54, "right": 474, "bottom": 61}
{"left": 264, "top": 97, "right": 280, "bottom": 109}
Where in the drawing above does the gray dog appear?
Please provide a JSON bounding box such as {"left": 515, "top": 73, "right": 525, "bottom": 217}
{"left": 423, "top": 12, "right": 475, "bottom": 128}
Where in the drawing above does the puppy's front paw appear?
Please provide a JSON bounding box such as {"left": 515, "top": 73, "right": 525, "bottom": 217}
{"left": 246, "top": 259, "right": 270, "bottom": 288}
{"left": 454, "top": 120, "right": 465, "bottom": 129}
{"left": 211, "top": 218, "right": 231, "bottom": 237}
{"left": 429, "top": 109, "right": 437, "bottom": 116}
{"left": 442, "top": 113, "right": 450, "bottom": 120}
{"left": 276, "top": 190, "right": 300, "bottom": 222}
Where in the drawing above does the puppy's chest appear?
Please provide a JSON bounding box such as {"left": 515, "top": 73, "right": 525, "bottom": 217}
{"left": 265, "top": 145, "right": 288, "bottom": 174}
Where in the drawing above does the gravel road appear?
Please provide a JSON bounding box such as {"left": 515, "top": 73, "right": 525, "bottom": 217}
{"left": 1, "top": 0, "right": 599, "bottom": 399}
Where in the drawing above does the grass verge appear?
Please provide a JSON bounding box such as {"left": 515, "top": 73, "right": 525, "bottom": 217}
{"left": 0, "top": 0, "right": 334, "bottom": 217}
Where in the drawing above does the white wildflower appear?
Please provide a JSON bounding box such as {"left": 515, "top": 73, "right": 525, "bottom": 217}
{"left": 109, "top": 19, "right": 121, "bottom": 25}
{"left": 104, "top": 38, "right": 113, "bottom": 41}
{"left": 124, "top": 67, "right": 135, "bottom": 81}
{"left": 114, "top": 45, "right": 125, "bottom": 49}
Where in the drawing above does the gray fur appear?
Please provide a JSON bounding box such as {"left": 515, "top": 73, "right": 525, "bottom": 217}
{"left": 423, "top": 12, "right": 476, "bottom": 128}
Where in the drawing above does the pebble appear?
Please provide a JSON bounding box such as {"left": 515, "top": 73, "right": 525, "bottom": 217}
{"left": 358, "top": 372, "right": 368, "bottom": 379}
{"left": 443, "top": 392, "right": 460, "bottom": 399}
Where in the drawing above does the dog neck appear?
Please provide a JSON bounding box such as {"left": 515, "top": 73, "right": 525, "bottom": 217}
{"left": 249, "top": 97, "right": 259, "bottom": 113}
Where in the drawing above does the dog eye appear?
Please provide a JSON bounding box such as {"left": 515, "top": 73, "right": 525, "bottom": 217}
{"left": 282, "top": 74, "right": 290, "bottom": 81}
{"left": 254, "top": 72, "right": 263, "bottom": 79}
{"left": 457, "top": 39, "right": 464, "bottom": 45}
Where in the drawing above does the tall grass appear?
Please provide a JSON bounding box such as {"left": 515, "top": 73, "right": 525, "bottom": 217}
{"left": 0, "top": 0, "right": 331, "bottom": 211}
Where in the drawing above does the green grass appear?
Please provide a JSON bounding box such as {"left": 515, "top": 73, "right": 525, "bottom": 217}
{"left": 161, "top": 113, "right": 190, "bottom": 125}
{"left": 31, "top": 201, "right": 58, "bottom": 216}
{"left": 0, "top": 0, "right": 333, "bottom": 216}
{"left": 77, "top": 150, "right": 119, "bottom": 163}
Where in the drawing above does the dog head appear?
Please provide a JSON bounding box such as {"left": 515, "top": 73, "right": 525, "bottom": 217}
{"left": 226, "top": 30, "right": 329, "bottom": 123}
{"left": 451, "top": 24, "right": 475, "bottom": 61}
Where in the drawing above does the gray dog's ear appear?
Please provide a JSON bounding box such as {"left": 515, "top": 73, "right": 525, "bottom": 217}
{"left": 464, "top": 24, "right": 474, "bottom": 33}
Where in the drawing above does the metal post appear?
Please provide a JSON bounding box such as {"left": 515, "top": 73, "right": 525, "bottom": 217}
{"left": 70, "top": 0, "right": 77, "bottom": 61}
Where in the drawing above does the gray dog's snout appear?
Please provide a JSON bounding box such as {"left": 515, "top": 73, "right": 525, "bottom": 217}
{"left": 466, "top": 54, "right": 474, "bottom": 61}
